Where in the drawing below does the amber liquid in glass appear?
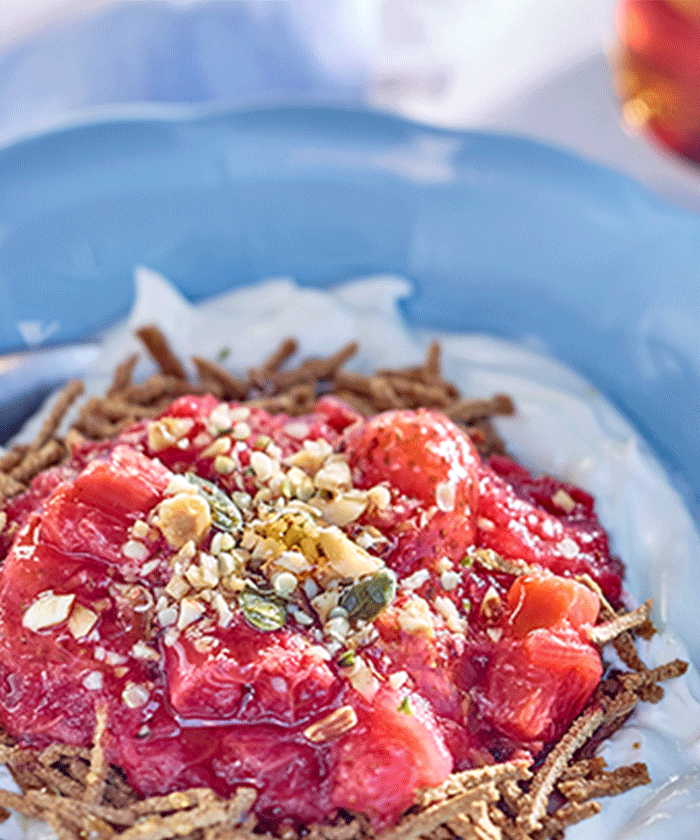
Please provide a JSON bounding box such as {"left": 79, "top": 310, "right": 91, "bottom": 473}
{"left": 613, "top": 0, "right": 700, "bottom": 164}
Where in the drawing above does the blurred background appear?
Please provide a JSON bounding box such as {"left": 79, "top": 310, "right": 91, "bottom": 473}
{"left": 0, "top": 0, "right": 698, "bottom": 211}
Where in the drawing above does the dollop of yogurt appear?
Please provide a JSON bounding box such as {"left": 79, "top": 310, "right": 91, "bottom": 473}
{"left": 7, "top": 269, "right": 700, "bottom": 840}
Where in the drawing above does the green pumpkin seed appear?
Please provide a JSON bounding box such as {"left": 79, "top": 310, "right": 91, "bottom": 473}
{"left": 185, "top": 473, "right": 242, "bottom": 533}
{"left": 238, "top": 588, "right": 287, "bottom": 632}
{"left": 397, "top": 696, "right": 413, "bottom": 715}
{"left": 337, "top": 649, "right": 356, "bottom": 668}
{"left": 339, "top": 569, "right": 396, "bottom": 624}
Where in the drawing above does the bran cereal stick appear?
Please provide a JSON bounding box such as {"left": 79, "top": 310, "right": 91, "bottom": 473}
{"left": 135, "top": 326, "right": 187, "bottom": 380}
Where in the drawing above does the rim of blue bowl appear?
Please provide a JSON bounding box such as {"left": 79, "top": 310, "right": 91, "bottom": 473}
{"left": 0, "top": 95, "right": 695, "bottom": 220}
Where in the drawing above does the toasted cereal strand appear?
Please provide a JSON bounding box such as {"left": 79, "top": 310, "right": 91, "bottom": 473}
{"left": 268, "top": 343, "right": 358, "bottom": 392}
{"left": 537, "top": 800, "right": 602, "bottom": 839}
{"left": 116, "top": 786, "right": 256, "bottom": 840}
{"left": 0, "top": 445, "right": 28, "bottom": 474}
{"left": 447, "top": 396, "right": 514, "bottom": 425}
{"left": 108, "top": 353, "right": 140, "bottom": 396}
{"left": 380, "top": 783, "right": 500, "bottom": 840}
{"left": 84, "top": 704, "right": 109, "bottom": 805}
{"left": 424, "top": 341, "right": 441, "bottom": 380}
{"left": 517, "top": 703, "right": 610, "bottom": 832}
{"left": 558, "top": 762, "right": 650, "bottom": 803}
{"left": 558, "top": 756, "right": 607, "bottom": 782}
{"left": 135, "top": 326, "right": 188, "bottom": 380}
{"left": 258, "top": 338, "right": 299, "bottom": 377}
{"left": 10, "top": 439, "right": 64, "bottom": 483}
{"left": 303, "top": 817, "right": 367, "bottom": 840}
{"left": 449, "top": 800, "right": 502, "bottom": 840}
{"left": 621, "top": 658, "right": 689, "bottom": 692}
{"left": 0, "top": 472, "right": 25, "bottom": 502}
{"left": 28, "top": 380, "right": 85, "bottom": 452}
{"left": 192, "top": 357, "right": 249, "bottom": 400}
{"left": 416, "top": 761, "right": 531, "bottom": 809}
{"left": 586, "top": 600, "right": 652, "bottom": 646}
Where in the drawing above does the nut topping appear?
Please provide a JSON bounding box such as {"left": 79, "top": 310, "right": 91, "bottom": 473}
{"left": 303, "top": 705, "right": 358, "bottom": 743}
{"left": 155, "top": 493, "right": 211, "bottom": 549}
{"left": 22, "top": 591, "right": 76, "bottom": 632}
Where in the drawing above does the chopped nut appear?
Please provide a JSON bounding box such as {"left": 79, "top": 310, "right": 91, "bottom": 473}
{"left": 104, "top": 650, "right": 127, "bottom": 666}
{"left": 67, "top": 604, "right": 99, "bottom": 639}
{"left": 250, "top": 451, "right": 274, "bottom": 482}
{"left": 437, "top": 556, "right": 453, "bottom": 574}
{"left": 177, "top": 597, "right": 206, "bottom": 630}
{"left": 212, "top": 593, "right": 233, "bottom": 628}
{"left": 272, "top": 571, "right": 298, "bottom": 597}
{"left": 22, "top": 591, "right": 76, "bottom": 632}
{"left": 183, "top": 564, "right": 205, "bottom": 589}
{"left": 200, "top": 436, "right": 232, "bottom": 459}
{"left": 122, "top": 682, "right": 150, "bottom": 708}
{"left": 486, "top": 626, "right": 503, "bottom": 643}
{"left": 552, "top": 488, "right": 576, "bottom": 513}
{"left": 304, "top": 706, "right": 358, "bottom": 743}
{"left": 318, "top": 526, "right": 383, "bottom": 579}
{"left": 440, "top": 570, "right": 460, "bottom": 591}
{"left": 313, "top": 459, "right": 352, "bottom": 493}
{"left": 480, "top": 586, "right": 502, "bottom": 622}
{"left": 82, "top": 670, "right": 104, "bottom": 691}
{"left": 366, "top": 484, "right": 391, "bottom": 510}
{"left": 199, "top": 553, "right": 220, "bottom": 587}
{"left": 284, "top": 421, "right": 311, "bottom": 439}
{"left": 217, "top": 551, "right": 238, "bottom": 577}
{"left": 311, "top": 589, "right": 341, "bottom": 624}
{"left": 287, "top": 438, "right": 333, "bottom": 475}
{"left": 435, "top": 595, "right": 467, "bottom": 634}
{"left": 147, "top": 417, "right": 194, "bottom": 452}
{"left": 141, "top": 558, "right": 160, "bottom": 576}
{"left": 193, "top": 635, "right": 219, "bottom": 653}
{"left": 165, "top": 574, "right": 190, "bottom": 600}
{"left": 131, "top": 519, "right": 150, "bottom": 539}
{"left": 122, "top": 539, "right": 149, "bottom": 562}
{"left": 207, "top": 403, "right": 236, "bottom": 434}
{"left": 397, "top": 595, "right": 435, "bottom": 636}
{"left": 272, "top": 549, "right": 313, "bottom": 575}
{"left": 157, "top": 605, "right": 178, "bottom": 627}
{"left": 310, "top": 491, "right": 367, "bottom": 527}
{"left": 165, "top": 474, "right": 200, "bottom": 496}
{"left": 435, "top": 481, "right": 456, "bottom": 512}
{"left": 155, "top": 492, "right": 211, "bottom": 549}
{"left": 325, "top": 614, "right": 350, "bottom": 641}
{"left": 401, "top": 568, "right": 431, "bottom": 590}
{"left": 232, "top": 421, "right": 252, "bottom": 441}
{"left": 214, "top": 455, "right": 236, "bottom": 475}
{"left": 210, "top": 531, "right": 224, "bottom": 555}
{"left": 173, "top": 539, "right": 198, "bottom": 563}
{"left": 388, "top": 670, "right": 409, "bottom": 690}
{"left": 284, "top": 466, "right": 315, "bottom": 501}
{"left": 346, "top": 656, "right": 379, "bottom": 701}
{"left": 132, "top": 641, "right": 160, "bottom": 661}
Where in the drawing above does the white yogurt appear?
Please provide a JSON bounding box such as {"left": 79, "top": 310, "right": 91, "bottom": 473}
{"left": 8, "top": 268, "right": 700, "bottom": 840}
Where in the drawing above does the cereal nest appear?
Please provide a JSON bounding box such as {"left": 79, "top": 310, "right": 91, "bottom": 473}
{"left": 0, "top": 330, "right": 688, "bottom": 840}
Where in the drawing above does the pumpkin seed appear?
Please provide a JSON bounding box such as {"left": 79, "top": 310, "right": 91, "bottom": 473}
{"left": 397, "top": 696, "right": 413, "bottom": 715}
{"left": 238, "top": 587, "right": 287, "bottom": 632}
{"left": 337, "top": 649, "right": 355, "bottom": 668}
{"left": 339, "top": 569, "right": 396, "bottom": 624}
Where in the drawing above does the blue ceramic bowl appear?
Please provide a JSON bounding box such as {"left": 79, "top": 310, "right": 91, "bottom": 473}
{"left": 1, "top": 103, "right": 699, "bottom": 519}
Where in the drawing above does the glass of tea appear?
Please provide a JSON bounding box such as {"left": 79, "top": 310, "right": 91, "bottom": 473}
{"left": 612, "top": 0, "right": 700, "bottom": 165}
